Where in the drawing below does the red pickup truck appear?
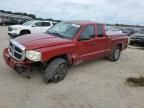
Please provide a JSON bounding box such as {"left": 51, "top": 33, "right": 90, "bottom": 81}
{"left": 3, "top": 21, "right": 128, "bottom": 83}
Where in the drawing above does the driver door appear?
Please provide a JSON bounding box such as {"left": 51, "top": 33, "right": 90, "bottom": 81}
{"left": 76, "top": 24, "right": 97, "bottom": 62}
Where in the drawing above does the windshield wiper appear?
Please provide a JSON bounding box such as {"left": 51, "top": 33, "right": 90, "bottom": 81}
{"left": 47, "top": 31, "right": 71, "bottom": 39}
{"left": 51, "top": 32, "right": 65, "bottom": 38}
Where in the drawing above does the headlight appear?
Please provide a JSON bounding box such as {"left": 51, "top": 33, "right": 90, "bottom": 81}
{"left": 13, "top": 27, "right": 22, "bottom": 30}
{"left": 26, "top": 50, "right": 41, "bottom": 62}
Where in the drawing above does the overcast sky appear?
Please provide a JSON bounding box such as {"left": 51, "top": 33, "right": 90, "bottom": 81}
{"left": 0, "top": 0, "right": 144, "bottom": 25}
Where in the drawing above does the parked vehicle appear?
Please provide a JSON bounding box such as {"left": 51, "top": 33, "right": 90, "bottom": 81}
{"left": 8, "top": 20, "right": 57, "bottom": 38}
{"left": 130, "top": 29, "right": 144, "bottom": 45}
{"left": 106, "top": 27, "right": 123, "bottom": 34}
{"left": 3, "top": 21, "right": 128, "bottom": 83}
{"left": 121, "top": 28, "right": 135, "bottom": 36}
{"left": 0, "top": 18, "right": 28, "bottom": 26}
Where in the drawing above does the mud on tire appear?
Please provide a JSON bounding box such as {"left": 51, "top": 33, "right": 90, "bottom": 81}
{"left": 43, "top": 58, "right": 68, "bottom": 83}
{"left": 108, "top": 46, "right": 121, "bottom": 62}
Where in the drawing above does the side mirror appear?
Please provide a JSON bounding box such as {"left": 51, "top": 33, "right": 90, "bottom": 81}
{"left": 32, "top": 24, "right": 37, "bottom": 27}
{"left": 78, "top": 34, "right": 95, "bottom": 41}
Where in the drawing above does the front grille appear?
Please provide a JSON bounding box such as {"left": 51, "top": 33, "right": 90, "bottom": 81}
{"left": 15, "top": 46, "right": 22, "bottom": 53}
{"left": 14, "top": 52, "right": 22, "bottom": 60}
{"left": 8, "top": 27, "right": 13, "bottom": 31}
{"left": 9, "top": 40, "right": 25, "bottom": 61}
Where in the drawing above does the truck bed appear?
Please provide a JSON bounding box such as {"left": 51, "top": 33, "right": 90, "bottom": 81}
{"left": 106, "top": 32, "right": 128, "bottom": 50}
{"left": 106, "top": 31, "right": 127, "bottom": 36}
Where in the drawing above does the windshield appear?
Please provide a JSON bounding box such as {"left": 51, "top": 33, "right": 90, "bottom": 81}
{"left": 23, "top": 21, "right": 34, "bottom": 26}
{"left": 47, "top": 22, "right": 81, "bottom": 39}
{"left": 138, "top": 29, "right": 144, "bottom": 34}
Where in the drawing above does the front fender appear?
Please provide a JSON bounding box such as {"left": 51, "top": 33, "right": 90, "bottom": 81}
{"left": 36, "top": 44, "right": 75, "bottom": 64}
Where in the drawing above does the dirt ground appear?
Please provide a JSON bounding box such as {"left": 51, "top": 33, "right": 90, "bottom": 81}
{"left": 0, "top": 26, "right": 144, "bottom": 108}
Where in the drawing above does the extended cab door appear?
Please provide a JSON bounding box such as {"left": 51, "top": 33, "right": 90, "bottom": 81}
{"left": 94, "top": 24, "right": 107, "bottom": 57}
{"left": 76, "top": 24, "right": 107, "bottom": 63}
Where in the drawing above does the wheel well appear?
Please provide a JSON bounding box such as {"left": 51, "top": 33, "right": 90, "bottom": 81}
{"left": 47, "top": 54, "right": 71, "bottom": 66}
{"left": 117, "top": 43, "right": 122, "bottom": 50}
{"left": 20, "top": 30, "right": 31, "bottom": 34}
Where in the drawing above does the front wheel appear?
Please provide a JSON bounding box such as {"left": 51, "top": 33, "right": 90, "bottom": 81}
{"left": 108, "top": 46, "right": 121, "bottom": 62}
{"left": 43, "top": 58, "right": 68, "bottom": 83}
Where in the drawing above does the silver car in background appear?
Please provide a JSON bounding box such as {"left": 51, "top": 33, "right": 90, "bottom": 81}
{"left": 130, "top": 29, "right": 144, "bottom": 45}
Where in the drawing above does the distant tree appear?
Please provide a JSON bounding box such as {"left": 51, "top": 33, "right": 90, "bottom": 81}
{"left": 0, "top": 10, "right": 36, "bottom": 19}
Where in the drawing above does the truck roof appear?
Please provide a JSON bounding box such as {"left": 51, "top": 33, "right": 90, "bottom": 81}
{"left": 66, "top": 20, "right": 103, "bottom": 25}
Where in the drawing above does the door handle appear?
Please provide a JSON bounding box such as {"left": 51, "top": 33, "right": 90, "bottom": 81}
{"left": 90, "top": 42, "right": 96, "bottom": 45}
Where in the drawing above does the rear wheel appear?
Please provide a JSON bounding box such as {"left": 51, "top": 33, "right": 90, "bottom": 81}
{"left": 130, "top": 41, "right": 134, "bottom": 45}
{"left": 108, "top": 46, "right": 121, "bottom": 62}
{"left": 43, "top": 58, "right": 68, "bottom": 83}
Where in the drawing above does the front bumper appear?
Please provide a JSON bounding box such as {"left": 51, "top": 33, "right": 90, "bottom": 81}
{"left": 3, "top": 48, "right": 33, "bottom": 70}
{"left": 8, "top": 33, "right": 19, "bottom": 38}
{"left": 8, "top": 33, "right": 20, "bottom": 38}
{"left": 8, "top": 30, "right": 20, "bottom": 38}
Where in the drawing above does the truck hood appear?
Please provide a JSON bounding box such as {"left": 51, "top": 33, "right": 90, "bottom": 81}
{"left": 15, "top": 33, "right": 73, "bottom": 50}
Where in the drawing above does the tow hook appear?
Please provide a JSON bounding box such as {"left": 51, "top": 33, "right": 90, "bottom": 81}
{"left": 15, "top": 64, "right": 32, "bottom": 79}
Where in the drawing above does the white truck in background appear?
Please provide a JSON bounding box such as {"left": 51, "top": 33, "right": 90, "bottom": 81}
{"left": 8, "top": 20, "right": 58, "bottom": 38}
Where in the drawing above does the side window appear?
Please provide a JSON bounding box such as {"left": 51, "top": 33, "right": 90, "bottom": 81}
{"left": 97, "top": 24, "right": 104, "bottom": 37}
{"left": 34, "top": 22, "right": 43, "bottom": 27}
{"left": 81, "top": 25, "right": 95, "bottom": 38}
{"left": 43, "top": 22, "right": 51, "bottom": 26}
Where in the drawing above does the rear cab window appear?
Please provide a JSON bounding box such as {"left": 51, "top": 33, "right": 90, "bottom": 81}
{"left": 96, "top": 24, "right": 104, "bottom": 37}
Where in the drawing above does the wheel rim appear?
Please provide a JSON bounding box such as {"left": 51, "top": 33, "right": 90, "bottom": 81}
{"left": 114, "top": 49, "right": 120, "bottom": 60}
{"left": 54, "top": 63, "right": 67, "bottom": 81}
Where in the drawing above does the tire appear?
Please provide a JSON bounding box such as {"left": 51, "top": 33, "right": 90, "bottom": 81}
{"left": 43, "top": 58, "right": 68, "bottom": 83}
{"left": 108, "top": 46, "right": 121, "bottom": 62}
{"left": 130, "top": 41, "right": 134, "bottom": 45}
{"left": 20, "top": 30, "right": 30, "bottom": 35}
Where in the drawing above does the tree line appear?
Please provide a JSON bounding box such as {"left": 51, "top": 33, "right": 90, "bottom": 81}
{"left": 0, "top": 10, "right": 36, "bottom": 19}
{"left": 108, "top": 23, "right": 144, "bottom": 28}
{"left": 0, "top": 10, "right": 61, "bottom": 22}
{"left": 0, "top": 10, "right": 143, "bottom": 27}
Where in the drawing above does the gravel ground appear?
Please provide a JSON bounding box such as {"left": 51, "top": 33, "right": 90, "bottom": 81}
{"left": 0, "top": 26, "right": 144, "bottom": 108}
